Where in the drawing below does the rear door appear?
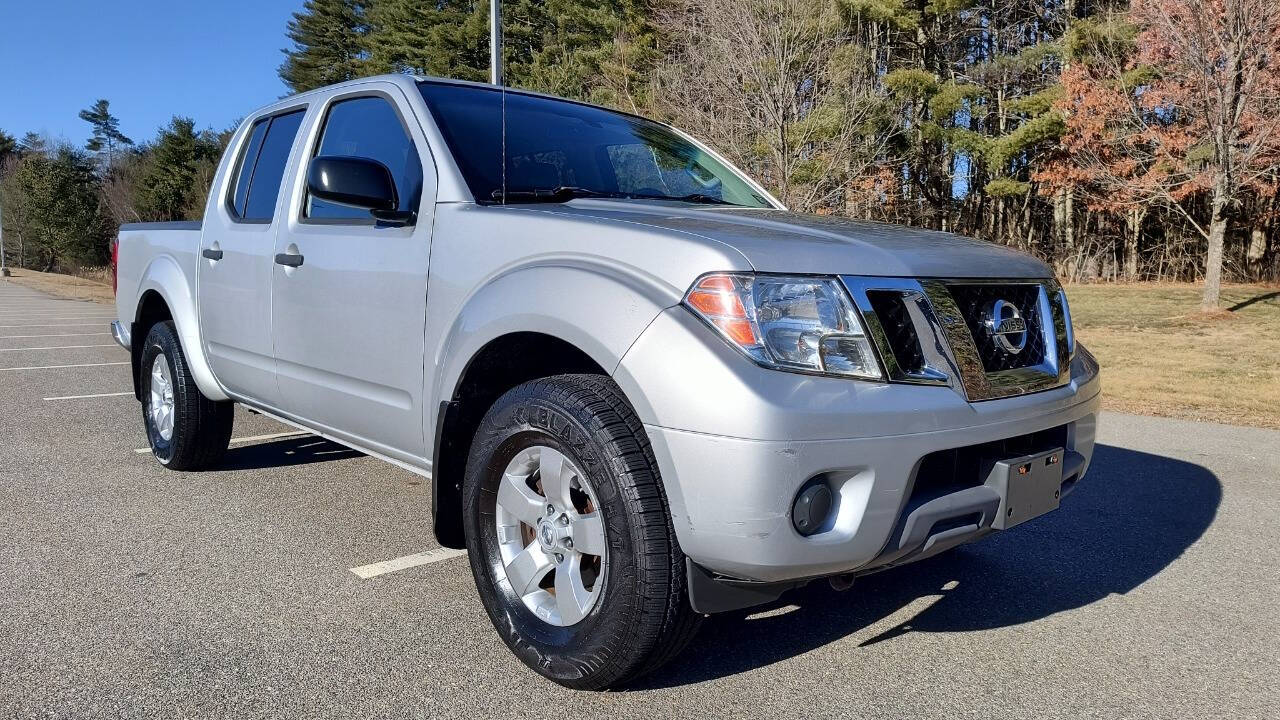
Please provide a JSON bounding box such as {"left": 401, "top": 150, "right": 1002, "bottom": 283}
{"left": 269, "top": 83, "right": 436, "bottom": 461}
{"left": 197, "top": 107, "right": 306, "bottom": 405}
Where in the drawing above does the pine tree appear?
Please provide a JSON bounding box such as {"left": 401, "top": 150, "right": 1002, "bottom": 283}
{"left": 78, "top": 99, "right": 134, "bottom": 173}
{"left": 366, "top": 0, "right": 488, "bottom": 81}
{"left": 18, "top": 132, "right": 47, "bottom": 155}
{"left": 0, "top": 130, "right": 16, "bottom": 160}
{"left": 279, "top": 0, "right": 372, "bottom": 92}
{"left": 135, "top": 118, "right": 223, "bottom": 221}
{"left": 363, "top": 0, "right": 655, "bottom": 106}
{"left": 522, "top": 0, "right": 659, "bottom": 107}
{"left": 9, "top": 145, "right": 109, "bottom": 269}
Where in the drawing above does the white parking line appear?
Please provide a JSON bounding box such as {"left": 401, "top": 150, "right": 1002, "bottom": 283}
{"left": 0, "top": 316, "right": 116, "bottom": 321}
{"left": 350, "top": 548, "right": 468, "bottom": 579}
{"left": 0, "top": 323, "right": 109, "bottom": 328}
{"left": 0, "top": 344, "right": 117, "bottom": 352}
{"left": 0, "top": 332, "right": 111, "bottom": 339}
{"left": 44, "top": 391, "right": 133, "bottom": 401}
{"left": 0, "top": 361, "right": 129, "bottom": 371}
{"left": 132, "top": 430, "right": 312, "bottom": 453}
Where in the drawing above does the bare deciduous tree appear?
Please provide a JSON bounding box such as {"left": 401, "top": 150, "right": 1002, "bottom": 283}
{"left": 650, "top": 0, "right": 890, "bottom": 213}
{"left": 1045, "top": 1, "right": 1280, "bottom": 308}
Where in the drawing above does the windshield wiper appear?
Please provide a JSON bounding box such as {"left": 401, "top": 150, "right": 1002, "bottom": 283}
{"left": 490, "top": 187, "right": 738, "bottom": 206}
{"left": 490, "top": 186, "right": 622, "bottom": 203}
{"left": 629, "top": 192, "right": 736, "bottom": 206}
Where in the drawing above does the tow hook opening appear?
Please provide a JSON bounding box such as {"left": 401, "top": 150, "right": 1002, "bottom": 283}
{"left": 828, "top": 573, "right": 855, "bottom": 592}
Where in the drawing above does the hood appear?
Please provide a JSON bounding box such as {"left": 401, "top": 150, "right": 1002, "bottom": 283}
{"left": 524, "top": 200, "right": 1053, "bottom": 279}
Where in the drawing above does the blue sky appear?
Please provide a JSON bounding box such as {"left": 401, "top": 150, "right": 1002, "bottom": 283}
{"left": 1, "top": 0, "right": 302, "bottom": 146}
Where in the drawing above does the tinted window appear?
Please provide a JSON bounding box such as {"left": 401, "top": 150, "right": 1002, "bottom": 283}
{"left": 229, "top": 118, "right": 269, "bottom": 217}
{"left": 307, "top": 96, "right": 422, "bottom": 220}
{"left": 418, "top": 81, "right": 770, "bottom": 207}
{"left": 242, "top": 110, "right": 305, "bottom": 221}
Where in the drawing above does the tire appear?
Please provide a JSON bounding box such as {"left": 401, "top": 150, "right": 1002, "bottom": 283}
{"left": 462, "top": 374, "right": 701, "bottom": 689}
{"left": 139, "top": 321, "right": 234, "bottom": 471}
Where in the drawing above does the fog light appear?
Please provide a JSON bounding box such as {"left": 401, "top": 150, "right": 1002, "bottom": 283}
{"left": 791, "top": 482, "right": 833, "bottom": 536}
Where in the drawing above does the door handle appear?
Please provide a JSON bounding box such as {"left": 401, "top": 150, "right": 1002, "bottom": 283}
{"left": 202, "top": 248, "right": 223, "bottom": 261}
{"left": 274, "top": 252, "right": 304, "bottom": 268}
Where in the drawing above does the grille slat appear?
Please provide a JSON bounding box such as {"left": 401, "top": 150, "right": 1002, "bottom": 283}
{"left": 866, "top": 290, "right": 926, "bottom": 375}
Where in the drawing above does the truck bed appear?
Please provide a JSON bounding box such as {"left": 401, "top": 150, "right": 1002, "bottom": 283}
{"left": 114, "top": 221, "right": 205, "bottom": 343}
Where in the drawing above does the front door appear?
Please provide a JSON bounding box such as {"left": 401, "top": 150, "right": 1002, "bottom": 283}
{"left": 270, "top": 85, "right": 436, "bottom": 460}
{"left": 198, "top": 107, "right": 306, "bottom": 406}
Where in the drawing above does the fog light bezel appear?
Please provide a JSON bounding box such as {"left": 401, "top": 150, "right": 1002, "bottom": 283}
{"left": 791, "top": 480, "right": 834, "bottom": 537}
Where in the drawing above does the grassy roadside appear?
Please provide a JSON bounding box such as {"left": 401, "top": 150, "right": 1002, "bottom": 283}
{"left": 5, "top": 269, "right": 1276, "bottom": 429}
{"left": 1, "top": 267, "right": 115, "bottom": 304}
{"left": 1069, "top": 283, "right": 1280, "bottom": 430}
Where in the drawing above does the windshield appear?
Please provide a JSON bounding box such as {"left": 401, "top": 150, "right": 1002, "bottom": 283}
{"left": 418, "top": 81, "right": 773, "bottom": 208}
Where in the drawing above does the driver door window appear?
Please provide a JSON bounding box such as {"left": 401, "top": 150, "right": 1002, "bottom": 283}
{"left": 306, "top": 96, "right": 423, "bottom": 220}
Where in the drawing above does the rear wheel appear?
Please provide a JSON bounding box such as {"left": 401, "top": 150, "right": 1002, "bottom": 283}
{"left": 462, "top": 374, "right": 701, "bottom": 689}
{"left": 139, "top": 321, "right": 233, "bottom": 470}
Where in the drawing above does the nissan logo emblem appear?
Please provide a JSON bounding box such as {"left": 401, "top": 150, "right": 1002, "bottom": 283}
{"left": 985, "top": 299, "right": 1028, "bottom": 354}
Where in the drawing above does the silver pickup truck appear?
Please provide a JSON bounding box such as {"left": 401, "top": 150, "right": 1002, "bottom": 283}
{"left": 113, "top": 74, "right": 1101, "bottom": 689}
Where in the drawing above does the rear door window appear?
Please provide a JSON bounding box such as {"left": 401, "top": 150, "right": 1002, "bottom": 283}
{"left": 228, "top": 109, "right": 305, "bottom": 222}
{"left": 229, "top": 118, "right": 269, "bottom": 217}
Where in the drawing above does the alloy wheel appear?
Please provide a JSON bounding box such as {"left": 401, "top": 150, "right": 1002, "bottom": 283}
{"left": 148, "top": 353, "right": 175, "bottom": 442}
{"left": 493, "top": 445, "right": 607, "bottom": 626}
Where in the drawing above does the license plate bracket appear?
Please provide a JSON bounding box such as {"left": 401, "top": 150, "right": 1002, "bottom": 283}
{"left": 986, "top": 447, "right": 1065, "bottom": 530}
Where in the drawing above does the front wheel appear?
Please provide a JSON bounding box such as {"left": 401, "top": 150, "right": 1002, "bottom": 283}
{"left": 139, "top": 321, "right": 234, "bottom": 470}
{"left": 462, "top": 374, "right": 701, "bottom": 689}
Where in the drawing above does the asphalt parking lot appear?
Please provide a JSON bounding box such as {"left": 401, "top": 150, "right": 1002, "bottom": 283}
{"left": 1, "top": 279, "right": 1277, "bottom": 719}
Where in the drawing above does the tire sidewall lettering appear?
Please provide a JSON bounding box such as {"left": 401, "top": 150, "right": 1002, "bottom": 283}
{"left": 517, "top": 401, "right": 613, "bottom": 502}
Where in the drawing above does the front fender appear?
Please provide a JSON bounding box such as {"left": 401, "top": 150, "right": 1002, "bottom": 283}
{"left": 431, "top": 263, "right": 675, "bottom": 409}
{"left": 135, "top": 254, "right": 228, "bottom": 402}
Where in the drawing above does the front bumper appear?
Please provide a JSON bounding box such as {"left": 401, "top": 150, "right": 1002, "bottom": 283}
{"left": 614, "top": 307, "right": 1101, "bottom": 588}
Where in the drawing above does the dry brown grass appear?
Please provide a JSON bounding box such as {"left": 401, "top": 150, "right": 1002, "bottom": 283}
{"left": 1069, "top": 282, "right": 1280, "bottom": 429}
{"left": 2, "top": 267, "right": 115, "bottom": 305}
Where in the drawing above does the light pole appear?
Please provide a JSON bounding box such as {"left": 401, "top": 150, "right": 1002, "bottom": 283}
{"left": 490, "top": 0, "right": 503, "bottom": 86}
{"left": 0, "top": 202, "right": 8, "bottom": 277}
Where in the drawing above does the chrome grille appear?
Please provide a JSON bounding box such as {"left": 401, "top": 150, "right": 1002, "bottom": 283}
{"left": 841, "top": 276, "right": 1072, "bottom": 402}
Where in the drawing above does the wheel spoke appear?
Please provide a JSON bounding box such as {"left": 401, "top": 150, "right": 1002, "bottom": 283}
{"left": 569, "top": 512, "right": 606, "bottom": 556}
{"left": 147, "top": 353, "right": 176, "bottom": 441}
{"left": 496, "top": 471, "right": 546, "bottom": 526}
{"left": 554, "top": 554, "right": 592, "bottom": 625}
{"left": 504, "top": 541, "right": 554, "bottom": 597}
{"left": 537, "top": 447, "right": 575, "bottom": 508}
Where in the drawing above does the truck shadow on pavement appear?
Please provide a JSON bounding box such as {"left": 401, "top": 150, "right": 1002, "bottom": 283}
{"left": 218, "top": 436, "right": 364, "bottom": 471}
{"left": 640, "top": 444, "right": 1221, "bottom": 688}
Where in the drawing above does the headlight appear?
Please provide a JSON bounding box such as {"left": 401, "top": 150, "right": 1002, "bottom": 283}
{"left": 683, "top": 273, "right": 883, "bottom": 380}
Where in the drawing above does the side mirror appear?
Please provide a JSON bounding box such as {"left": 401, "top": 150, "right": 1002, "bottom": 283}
{"left": 307, "top": 155, "right": 413, "bottom": 224}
